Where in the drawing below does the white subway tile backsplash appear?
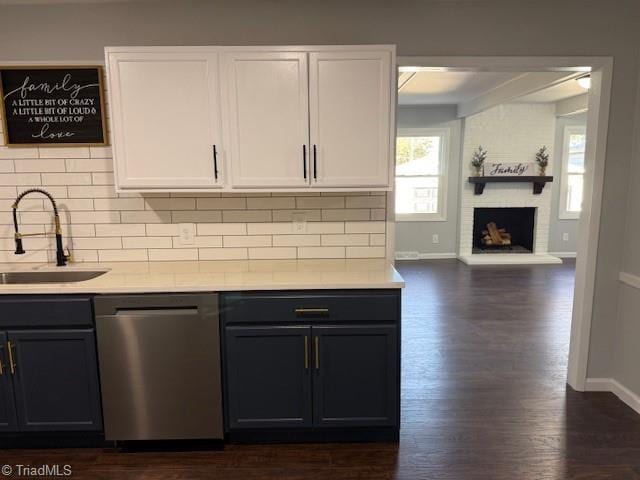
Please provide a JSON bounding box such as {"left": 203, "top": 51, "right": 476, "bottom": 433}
{"left": 123, "top": 236, "right": 173, "bottom": 249}
{"left": 92, "top": 172, "right": 115, "bottom": 185}
{"left": 96, "top": 224, "right": 145, "bottom": 237}
{"left": 222, "top": 210, "right": 271, "bottom": 223}
{"left": 0, "top": 128, "right": 387, "bottom": 261}
{"left": 345, "top": 195, "right": 387, "bottom": 209}
{"left": 98, "top": 249, "right": 148, "bottom": 262}
{"left": 321, "top": 209, "right": 370, "bottom": 221}
{"left": 68, "top": 185, "right": 117, "bottom": 198}
{"left": 298, "top": 246, "right": 345, "bottom": 259}
{"left": 39, "top": 147, "right": 90, "bottom": 159}
{"left": 145, "top": 198, "right": 196, "bottom": 211}
{"left": 246, "top": 197, "right": 296, "bottom": 210}
{"left": 248, "top": 247, "right": 296, "bottom": 260}
{"left": 42, "top": 172, "right": 92, "bottom": 185}
{"left": 121, "top": 210, "right": 171, "bottom": 224}
{"left": 197, "top": 197, "right": 246, "bottom": 210}
{"left": 148, "top": 248, "right": 198, "bottom": 261}
{"left": 199, "top": 247, "right": 248, "bottom": 260}
{"left": 272, "top": 235, "right": 321, "bottom": 247}
{"left": 94, "top": 198, "right": 145, "bottom": 211}
{"left": 0, "top": 147, "right": 39, "bottom": 159}
{"left": 65, "top": 158, "right": 113, "bottom": 172}
{"left": 15, "top": 159, "right": 66, "bottom": 173}
{"left": 272, "top": 209, "right": 322, "bottom": 222}
{"left": 72, "top": 237, "right": 122, "bottom": 249}
{"left": 0, "top": 173, "right": 41, "bottom": 186}
{"left": 297, "top": 196, "right": 345, "bottom": 209}
{"left": 223, "top": 235, "right": 272, "bottom": 247}
{"left": 321, "top": 234, "right": 369, "bottom": 246}
{"left": 172, "top": 210, "right": 222, "bottom": 223}
{"left": 345, "top": 221, "right": 385, "bottom": 234}
{"left": 197, "top": 223, "right": 247, "bottom": 236}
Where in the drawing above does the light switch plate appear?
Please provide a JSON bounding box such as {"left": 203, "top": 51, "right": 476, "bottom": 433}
{"left": 562, "top": 233, "right": 569, "bottom": 242}
{"left": 178, "top": 223, "right": 196, "bottom": 245}
{"left": 432, "top": 234, "right": 439, "bottom": 244}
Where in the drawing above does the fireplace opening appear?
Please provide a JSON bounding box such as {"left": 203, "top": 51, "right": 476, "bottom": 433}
{"left": 472, "top": 207, "right": 536, "bottom": 254}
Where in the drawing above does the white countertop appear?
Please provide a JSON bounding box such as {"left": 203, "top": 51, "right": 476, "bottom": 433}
{"left": 0, "top": 259, "right": 404, "bottom": 294}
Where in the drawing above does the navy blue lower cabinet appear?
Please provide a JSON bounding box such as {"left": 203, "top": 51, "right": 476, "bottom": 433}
{"left": 0, "top": 333, "right": 18, "bottom": 432}
{"left": 312, "top": 325, "right": 398, "bottom": 427}
{"left": 8, "top": 329, "right": 102, "bottom": 432}
{"left": 225, "top": 325, "right": 313, "bottom": 429}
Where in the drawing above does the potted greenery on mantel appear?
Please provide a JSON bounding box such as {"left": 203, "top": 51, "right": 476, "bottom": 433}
{"left": 471, "top": 146, "right": 487, "bottom": 176}
{"left": 535, "top": 146, "right": 550, "bottom": 176}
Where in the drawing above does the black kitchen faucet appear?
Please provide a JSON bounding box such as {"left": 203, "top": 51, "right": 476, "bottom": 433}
{"left": 12, "top": 188, "right": 69, "bottom": 267}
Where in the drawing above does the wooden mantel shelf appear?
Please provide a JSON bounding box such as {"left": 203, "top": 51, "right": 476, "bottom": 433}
{"left": 468, "top": 176, "right": 554, "bottom": 195}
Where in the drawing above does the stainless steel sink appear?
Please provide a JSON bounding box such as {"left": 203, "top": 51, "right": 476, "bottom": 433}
{"left": 0, "top": 270, "right": 108, "bottom": 284}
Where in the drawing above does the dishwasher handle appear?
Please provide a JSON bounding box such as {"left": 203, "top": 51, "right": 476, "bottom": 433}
{"left": 113, "top": 308, "right": 199, "bottom": 316}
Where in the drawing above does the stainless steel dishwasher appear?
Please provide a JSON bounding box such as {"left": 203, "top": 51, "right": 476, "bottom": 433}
{"left": 94, "top": 294, "right": 223, "bottom": 441}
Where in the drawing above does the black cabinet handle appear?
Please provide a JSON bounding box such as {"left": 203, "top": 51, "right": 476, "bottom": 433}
{"left": 313, "top": 144, "right": 317, "bottom": 181}
{"left": 213, "top": 145, "right": 219, "bottom": 180}
{"left": 303, "top": 145, "right": 307, "bottom": 179}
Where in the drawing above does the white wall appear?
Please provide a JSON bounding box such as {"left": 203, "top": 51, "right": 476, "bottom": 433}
{"left": 395, "top": 105, "right": 461, "bottom": 257}
{"left": 548, "top": 113, "right": 587, "bottom": 255}
{"left": 0, "top": 0, "right": 639, "bottom": 387}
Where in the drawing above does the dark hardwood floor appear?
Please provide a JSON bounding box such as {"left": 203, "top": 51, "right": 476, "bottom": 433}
{"left": 3, "top": 259, "right": 640, "bottom": 479}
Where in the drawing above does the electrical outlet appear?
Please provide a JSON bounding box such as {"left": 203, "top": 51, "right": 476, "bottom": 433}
{"left": 292, "top": 212, "right": 307, "bottom": 234}
{"left": 178, "top": 223, "right": 195, "bottom": 245}
{"left": 432, "top": 234, "right": 439, "bottom": 244}
{"left": 562, "top": 233, "right": 569, "bottom": 242}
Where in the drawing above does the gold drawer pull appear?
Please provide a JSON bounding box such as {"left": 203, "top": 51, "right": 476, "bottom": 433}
{"left": 7, "top": 341, "right": 16, "bottom": 374}
{"left": 315, "top": 336, "right": 320, "bottom": 370}
{"left": 304, "top": 336, "right": 309, "bottom": 370}
{"left": 295, "top": 308, "right": 329, "bottom": 315}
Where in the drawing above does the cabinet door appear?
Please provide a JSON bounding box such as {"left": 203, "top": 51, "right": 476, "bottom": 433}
{"left": 107, "top": 51, "right": 223, "bottom": 189}
{"left": 309, "top": 50, "right": 393, "bottom": 188}
{"left": 0, "top": 332, "right": 18, "bottom": 432}
{"left": 312, "top": 325, "right": 398, "bottom": 427}
{"left": 225, "top": 326, "right": 312, "bottom": 429}
{"left": 9, "top": 330, "right": 102, "bottom": 431}
{"left": 222, "top": 51, "right": 310, "bottom": 188}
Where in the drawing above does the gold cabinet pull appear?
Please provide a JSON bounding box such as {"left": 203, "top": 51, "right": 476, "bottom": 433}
{"left": 7, "top": 341, "right": 16, "bottom": 374}
{"left": 304, "top": 336, "right": 309, "bottom": 370}
{"left": 315, "top": 336, "right": 319, "bottom": 370}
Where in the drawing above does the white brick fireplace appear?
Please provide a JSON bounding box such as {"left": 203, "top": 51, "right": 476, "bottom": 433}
{"left": 457, "top": 103, "right": 561, "bottom": 265}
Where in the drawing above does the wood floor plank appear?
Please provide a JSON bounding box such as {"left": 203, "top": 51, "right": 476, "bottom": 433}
{"left": 2, "top": 259, "right": 640, "bottom": 479}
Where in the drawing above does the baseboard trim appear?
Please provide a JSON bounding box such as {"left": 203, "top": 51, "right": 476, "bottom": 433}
{"left": 619, "top": 271, "right": 640, "bottom": 290}
{"left": 585, "top": 377, "right": 640, "bottom": 415}
{"left": 548, "top": 251, "right": 577, "bottom": 258}
{"left": 395, "top": 252, "right": 457, "bottom": 261}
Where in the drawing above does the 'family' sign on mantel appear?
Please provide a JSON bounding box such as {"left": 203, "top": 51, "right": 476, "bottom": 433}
{"left": 485, "top": 162, "right": 535, "bottom": 177}
{"left": 0, "top": 66, "right": 107, "bottom": 147}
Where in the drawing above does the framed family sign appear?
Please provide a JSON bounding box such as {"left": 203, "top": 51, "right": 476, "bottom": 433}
{"left": 0, "top": 66, "right": 108, "bottom": 147}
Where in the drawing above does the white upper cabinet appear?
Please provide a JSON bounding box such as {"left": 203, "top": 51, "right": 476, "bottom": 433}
{"left": 106, "top": 46, "right": 395, "bottom": 192}
{"left": 222, "top": 51, "right": 310, "bottom": 188}
{"left": 309, "top": 50, "right": 393, "bottom": 188}
{"left": 106, "top": 50, "right": 224, "bottom": 190}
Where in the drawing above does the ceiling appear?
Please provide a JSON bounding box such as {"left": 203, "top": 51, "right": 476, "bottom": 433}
{"left": 398, "top": 71, "right": 523, "bottom": 106}
{"left": 516, "top": 80, "right": 587, "bottom": 103}
{"left": 398, "top": 70, "right": 587, "bottom": 106}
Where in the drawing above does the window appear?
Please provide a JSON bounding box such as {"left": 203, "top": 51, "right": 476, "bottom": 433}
{"left": 559, "top": 125, "right": 587, "bottom": 219}
{"left": 395, "top": 128, "right": 449, "bottom": 221}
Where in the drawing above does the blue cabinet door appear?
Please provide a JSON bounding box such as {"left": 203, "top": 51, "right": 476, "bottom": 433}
{"left": 225, "top": 325, "right": 313, "bottom": 429}
{"left": 0, "top": 332, "right": 18, "bottom": 432}
{"left": 9, "top": 329, "right": 102, "bottom": 432}
{"left": 312, "top": 325, "right": 398, "bottom": 427}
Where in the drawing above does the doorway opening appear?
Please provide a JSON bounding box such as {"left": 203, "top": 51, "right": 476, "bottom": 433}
{"left": 388, "top": 57, "right": 612, "bottom": 392}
